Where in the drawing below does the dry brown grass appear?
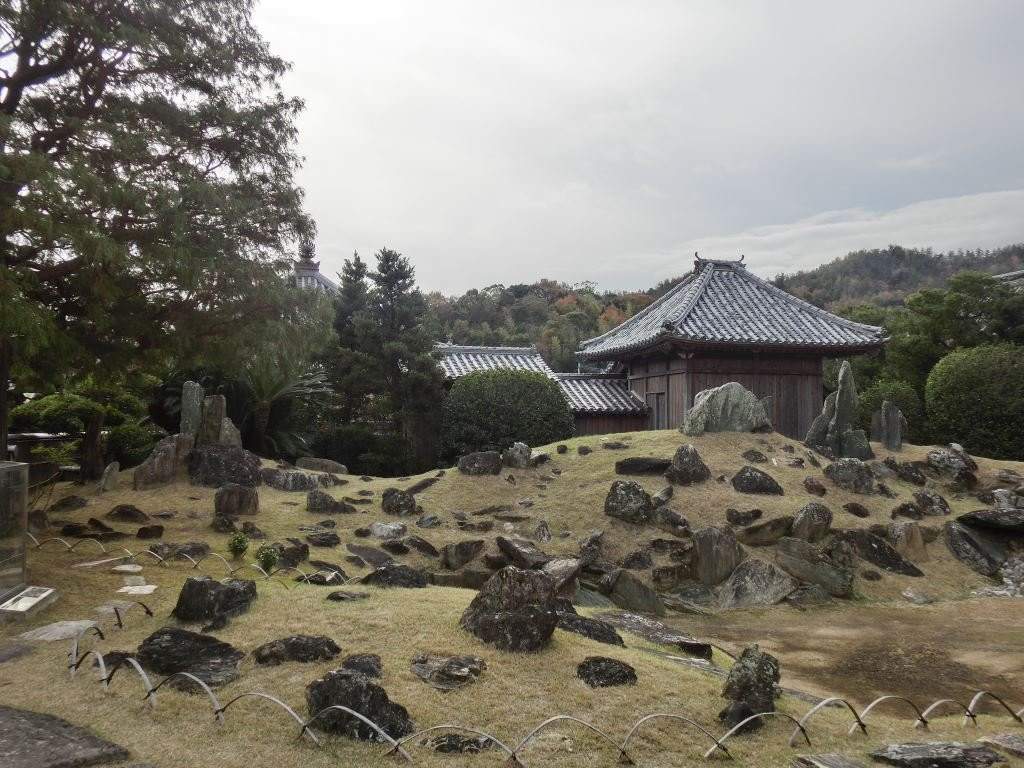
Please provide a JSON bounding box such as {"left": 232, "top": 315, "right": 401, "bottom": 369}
{"left": 2, "top": 430, "right": 1023, "bottom": 767}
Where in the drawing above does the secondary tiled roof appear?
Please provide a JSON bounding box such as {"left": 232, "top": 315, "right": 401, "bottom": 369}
{"left": 554, "top": 374, "right": 648, "bottom": 415}
{"left": 996, "top": 269, "right": 1024, "bottom": 288}
{"left": 436, "top": 344, "right": 556, "bottom": 379}
{"left": 579, "top": 258, "right": 886, "bottom": 359}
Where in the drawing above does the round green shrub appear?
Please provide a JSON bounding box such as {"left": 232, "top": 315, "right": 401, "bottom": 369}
{"left": 255, "top": 544, "right": 279, "bottom": 572}
{"left": 925, "top": 343, "right": 1024, "bottom": 460}
{"left": 440, "top": 370, "right": 574, "bottom": 460}
{"left": 105, "top": 423, "right": 164, "bottom": 467}
{"left": 856, "top": 379, "right": 926, "bottom": 443}
{"left": 227, "top": 532, "right": 250, "bottom": 558}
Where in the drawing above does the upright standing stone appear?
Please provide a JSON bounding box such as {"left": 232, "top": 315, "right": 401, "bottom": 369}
{"left": 806, "top": 361, "right": 873, "bottom": 460}
{"left": 873, "top": 400, "right": 905, "bottom": 451}
{"left": 180, "top": 380, "right": 204, "bottom": 436}
{"left": 196, "top": 395, "right": 226, "bottom": 446}
{"left": 218, "top": 417, "right": 242, "bottom": 448}
{"left": 96, "top": 461, "right": 119, "bottom": 492}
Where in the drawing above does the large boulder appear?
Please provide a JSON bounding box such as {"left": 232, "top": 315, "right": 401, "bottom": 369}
{"left": 189, "top": 444, "right": 261, "bottom": 487}
{"left": 307, "top": 489, "right": 356, "bottom": 515}
{"left": 692, "top": 525, "right": 745, "bottom": 585}
{"left": 363, "top": 562, "right": 428, "bottom": 588}
{"left": 410, "top": 653, "right": 486, "bottom": 691}
{"left": 775, "top": 537, "right": 853, "bottom": 597}
{"left": 604, "top": 480, "right": 655, "bottom": 524}
{"left": 253, "top": 635, "right": 341, "bottom": 665}
{"left": 503, "top": 442, "right": 532, "bottom": 469}
{"left": 459, "top": 567, "right": 559, "bottom": 652}
{"left": 731, "top": 466, "right": 784, "bottom": 495}
{"left": 136, "top": 627, "right": 244, "bottom": 688}
{"left": 735, "top": 516, "right": 793, "bottom": 546}
{"left": 458, "top": 451, "right": 502, "bottom": 476}
{"left": 171, "top": 576, "right": 257, "bottom": 624}
{"left": 440, "top": 540, "right": 485, "bottom": 570}
{"left": 215, "top": 484, "right": 259, "bottom": 517}
{"left": 868, "top": 742, "right": 1002, "bottom": 767}
{"left": 381, "top": 487, "right": 417, "bottom": 516}
{"left": 913, "top": 490, "right": 950, "bottom": 517}
{"left": 608, "top": 569, "right": 665, "bottom": 615}
{"left": 791, "top": 503, "right": 833, "bottom": 543}
{"left": 717, "top": 559, "right": 797, "bottom": 609}
{"left": 133, "top": 433, "right": 194, "bottom": 489}
{"left": 577, "top": 657, "right": 637, "bottom": 688}
{"left": 827, "top": 530, "right": 923, "bottom": 577}
{"left": 682, "top": 382, "right": 771, "bottom": 436}
{"left": 943, "top": 521, "right": 1006, "bottom": 576}
{"left": 719, "top": 645, "right": 780, "bottom": 730}
{"left": 305, "top": 669, "right": 414, "bottom": 740}
{"left": 261, "top": 467, "right": 318, "bottom": 492}
{"left": 664, "top": 444, "right": 712, "bottom": 485}
{"left": 495, "top": 536, "right": 551, "bottom": 569}
{"left": 296, "top": 456, "right": 348, "bottom": 474}
{"left": 556, "top": 613, "right": 624, "bottom": 646}
{"left": 615, "top": 456, "right": 672, "bottom": 475}
{"left": 823, "top": 458, "right": 874, "bottom": 494}
{"left": 957, "top": 508, "right": 1024, "bottom": 533}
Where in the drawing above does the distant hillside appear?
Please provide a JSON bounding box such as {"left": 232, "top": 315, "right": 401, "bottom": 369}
{"left": 771, "top": 244, "right": 1024, "bottom": 310}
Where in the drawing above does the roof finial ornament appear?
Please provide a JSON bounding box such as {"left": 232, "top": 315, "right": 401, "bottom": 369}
{"left": 739, "top": 254, "right": 745, "bottom": 263}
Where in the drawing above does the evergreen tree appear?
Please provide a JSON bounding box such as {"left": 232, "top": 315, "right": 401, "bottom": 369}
{"left": 0, "top": 0, "right": 310, "bottom": 465}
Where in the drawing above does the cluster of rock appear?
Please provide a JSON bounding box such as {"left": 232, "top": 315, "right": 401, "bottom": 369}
{"left": 805, "top": 361, "right": 872, "bottom": 460}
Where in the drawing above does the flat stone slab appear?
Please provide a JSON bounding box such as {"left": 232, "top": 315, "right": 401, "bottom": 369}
{"left": 792, "top": 755, "right": 867, "bottom": 768}
{"left": 979, "top": 733, "right": 1024, "bottom": 758}
{"left": 596, "top": 610, "right": 711, "bottom": 659}
{"left": 869, "top": 741, "right": 1002, "bottom": 767}
{"left": 71, "top": 557, "right": 129, "bottom": 569}
{"left": 94, "top": 601, "right": 137, "bottom": 616}
{"left": 116, "top": 585, "right": 157, "bottom": 595}
{"left": 111, "top": 564, "right": 143, "bottom": 574}
{"left": 16, "top": 620, "right": 98, "bottom": 642}
{"left": 0, "top": 704, "right": 129, "bottom": 767}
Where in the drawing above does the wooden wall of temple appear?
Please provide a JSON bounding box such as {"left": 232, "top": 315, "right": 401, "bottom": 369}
{"left": 573, "top": 413, "right": 650, "bottom": 436}
{"left": 624, "top": 351, "right": 824, "bottom": 439}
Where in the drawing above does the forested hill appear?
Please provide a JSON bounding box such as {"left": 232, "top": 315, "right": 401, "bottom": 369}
{"left": 770, "top": 244, "right": 1024, "bottom": 310}
{"left": 429, "top": 244, "right": 1023, "bottom": 372}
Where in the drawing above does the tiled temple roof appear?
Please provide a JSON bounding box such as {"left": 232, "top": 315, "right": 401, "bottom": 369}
{"left": 435, "top": 344, "right": 555, "bottom": 379}
{"left": 579, "top": 258, "right": 886, "bottom": 360}
{"left": 554, "top": 374, "right": 648, "bottom": 415}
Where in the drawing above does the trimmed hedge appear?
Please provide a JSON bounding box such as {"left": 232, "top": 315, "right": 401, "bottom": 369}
{"left": 440, "top": 370, "right": 574, "bottom": 460}
{"left": 925, "top": 343, "right": 1024, "bottom": 460}
{"left": 856, "top": 379, "right": 926, "bottom": 443}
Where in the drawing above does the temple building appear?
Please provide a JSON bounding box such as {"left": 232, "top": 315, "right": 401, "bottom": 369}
{"left": 577, "top": 257, "right": 886, "bottom": 438}
{"left": 293, "top": 251, "right": 339, "bottom": 294}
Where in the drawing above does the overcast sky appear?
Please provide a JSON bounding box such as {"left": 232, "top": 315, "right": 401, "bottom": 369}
{"left": 252, "top": 1, "right": 1024, "bottom": 294}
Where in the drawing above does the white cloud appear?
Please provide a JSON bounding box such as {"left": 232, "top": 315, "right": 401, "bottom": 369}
{"left": 658, "top": 190, "right": 1024, "bottom": 282}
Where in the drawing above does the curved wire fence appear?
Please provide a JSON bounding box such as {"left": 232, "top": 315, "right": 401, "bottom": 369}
{"left": 55, "top": 635, "right": 1024, "bottom": 766}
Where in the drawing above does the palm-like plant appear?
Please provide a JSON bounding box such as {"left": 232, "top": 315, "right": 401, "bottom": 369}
{"left": 241, "top": 351, "right": 333, "bottom": 457}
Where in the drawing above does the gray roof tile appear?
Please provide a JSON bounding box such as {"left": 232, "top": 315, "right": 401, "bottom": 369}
{"left": 579, "top": 258, "right": 885, "bottom": 359}
{"left": 554, "top": 374, "right": 648, "bottom": 415}
{"left": 436, "top": 344, "right": 555, "bottom": 379}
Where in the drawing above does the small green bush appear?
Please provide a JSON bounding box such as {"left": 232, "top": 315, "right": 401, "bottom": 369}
{"left": 925, "top": 343, "right": 1024, "bottom": 460}
{"left": 856, "top": 379, "right": 926, "bottom": 442}
{"left": 255, "top": 544, "right": 279, "bottom": 572}
{"left": 440, "top": 370, "right": 575, "bottom": 460}
{"left": 227, "top": 532, "right": 250, "bottom": 558}
{"left": 105, "top": 423, "right": 164, "bottom": 467}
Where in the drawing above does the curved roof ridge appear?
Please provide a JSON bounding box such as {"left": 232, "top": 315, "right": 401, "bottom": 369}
{"left": 663, "top": 260, "right": 715, "bottom": 328}
{"left": 579, "top": 271, "right": 698, "bottom": 350}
